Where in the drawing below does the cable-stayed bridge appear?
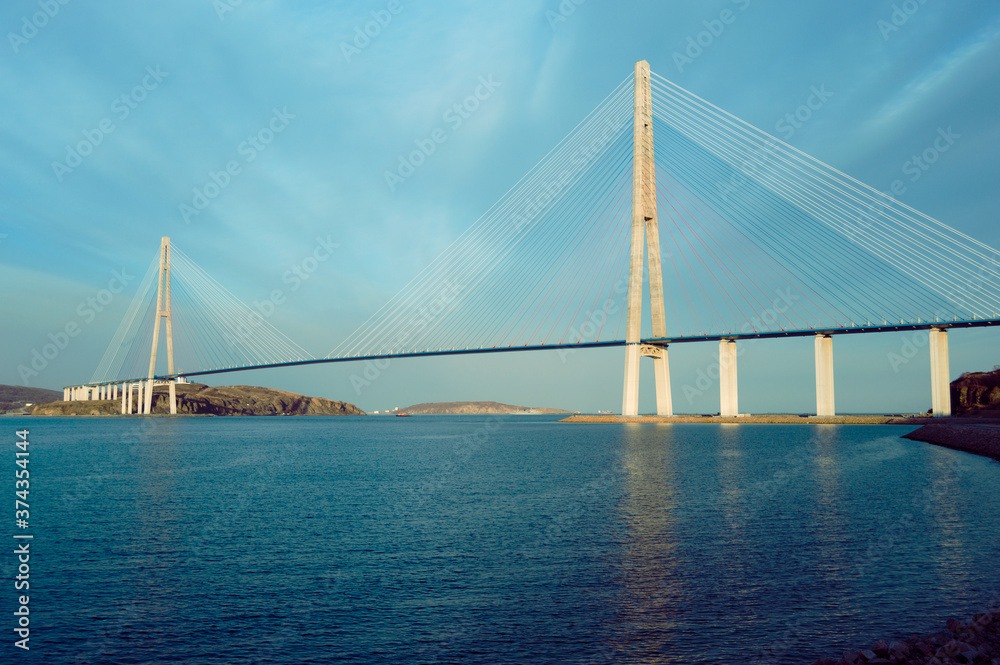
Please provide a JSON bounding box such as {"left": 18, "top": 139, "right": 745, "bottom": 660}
{"left": 65, "top": 61, "right": 1000, "bottom": 417}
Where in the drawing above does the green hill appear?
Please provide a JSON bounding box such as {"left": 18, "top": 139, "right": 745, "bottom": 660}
{"left": 0, "top": 385, "right": 62, "bottom": 413}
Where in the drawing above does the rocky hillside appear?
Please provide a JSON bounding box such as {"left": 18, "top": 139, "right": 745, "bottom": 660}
{"left": 31, "top": 383, "right": 365, "bottom": 416}
{"left": 0, "top": 385, "right": 63, "bottom": 413}
{"left": 952, "top": 367, "right": 1000, "bottom": 414}
{"left": 400, "top": 401, "right": 570, "bottom": 415}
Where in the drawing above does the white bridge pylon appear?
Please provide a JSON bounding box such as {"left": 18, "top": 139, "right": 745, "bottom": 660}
{"left": 618, "top": 61, "right": 953, "bottom": 417}
{"left": 621, "top": 61, "right": 671, "bottom": 417}
{"left": 64, "top": 237, "right": 184, "bottom": 415}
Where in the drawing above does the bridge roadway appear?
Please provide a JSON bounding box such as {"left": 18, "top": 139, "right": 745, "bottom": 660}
{"left": 153, "top": 316, "right": 999, "bottom": 381}
{"left": 66, "top": 317, "right": 999, "bottom": 418}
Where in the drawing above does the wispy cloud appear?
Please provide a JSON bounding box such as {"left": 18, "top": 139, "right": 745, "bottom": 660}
{"left": 863, "top": 17, "right": 1000, "bottom": 131}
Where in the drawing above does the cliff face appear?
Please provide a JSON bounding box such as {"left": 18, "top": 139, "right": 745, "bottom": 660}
{"left": 951, "top": 368, "right": 1000, "bottom": 414}
{"left": 401, "top": 401, "right": 570, "bottom": 415}
{"left": 31, "top": 383, "right": 365, "bottom": 416}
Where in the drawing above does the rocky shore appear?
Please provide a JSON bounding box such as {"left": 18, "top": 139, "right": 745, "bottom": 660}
{"left": 401, "top": 400, "right": 570, "bottom": 415}
{"left": 902, "top": 424, "right": 1000, "bottom": 463}
{"left": 810, "top": 609, "right": 1000, "bottom": 665}
{"left": 30, "top": 383, "right": 365, "bottom": 416}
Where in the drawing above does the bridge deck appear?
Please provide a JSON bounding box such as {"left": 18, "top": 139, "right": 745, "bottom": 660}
{"left": 140, "top": 317, "right": 1000, "bottom": 383}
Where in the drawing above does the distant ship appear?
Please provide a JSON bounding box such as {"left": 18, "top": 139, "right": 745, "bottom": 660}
{"left": 395, "top": 412, "right": 411, "bottom": 417}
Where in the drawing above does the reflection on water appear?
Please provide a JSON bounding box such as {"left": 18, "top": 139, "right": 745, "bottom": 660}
{"left": 14, "top": 417, "right": 1000, "bottom": 664}
{"left": 611, "top": 424, "right": 682, "bottom": 660}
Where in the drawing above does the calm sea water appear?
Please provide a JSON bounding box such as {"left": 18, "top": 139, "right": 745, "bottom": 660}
{"left": 5, "top": 416, "right": 999, "bottom": 664}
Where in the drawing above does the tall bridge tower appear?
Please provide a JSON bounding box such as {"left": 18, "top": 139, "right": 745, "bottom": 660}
{"left": 145, "top": 236, "right": 177, "bottom": 415}
{"left": 622, "top": 60, "right": 672, "bottom": 417}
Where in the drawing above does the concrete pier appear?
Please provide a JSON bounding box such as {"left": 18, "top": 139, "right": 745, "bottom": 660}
{"left": 930, "top": 327, "right": 951, "bottom": 417}
{"left": 719, "top": 339, "right": 738, "bottom": 417}
{"left": 622, "top": 344, "right": 641, "bottom": 416}
{"left": 815, "top": 334, "right": 835, "bottom": 417}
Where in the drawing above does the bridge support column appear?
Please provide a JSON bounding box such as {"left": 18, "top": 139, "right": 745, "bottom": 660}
{"left": 137, "top": 381, "right": 144, "bottom": 415}
{"left": 815, "top": 334, "right": 835, "bottom": 417}
{"left": 113, "top": 384, "right": 118, "bottom": 400}
{"left": 930, "top": 327, "right": 951, "bottom": 417}
{"left": 653, "top": 350, "right": 672, "bottom": 417}
{"left": 720, "top": 340, "right": 738, "bottom": 417}
{"left": 622, "top": 344, "right": 641, "bottom": 416}
{"left": 638, "top": 344, "right": 672, "bottom": 416}
{"left": 121, "top": 384, "right": 126, "bottom": 414}
{"left": 144, "top": 379, "right": 154, "bottom": 415}
{"left": 168, "top": 380, "right": 177, "bottom": 415}
{"left": 63, "top": 387, "right": 69, "bottom": 401}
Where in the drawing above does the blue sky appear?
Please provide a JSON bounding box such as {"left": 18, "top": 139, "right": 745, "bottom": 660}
{"left": 3, "top": 0, "right": 1000, "bottom": 414}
